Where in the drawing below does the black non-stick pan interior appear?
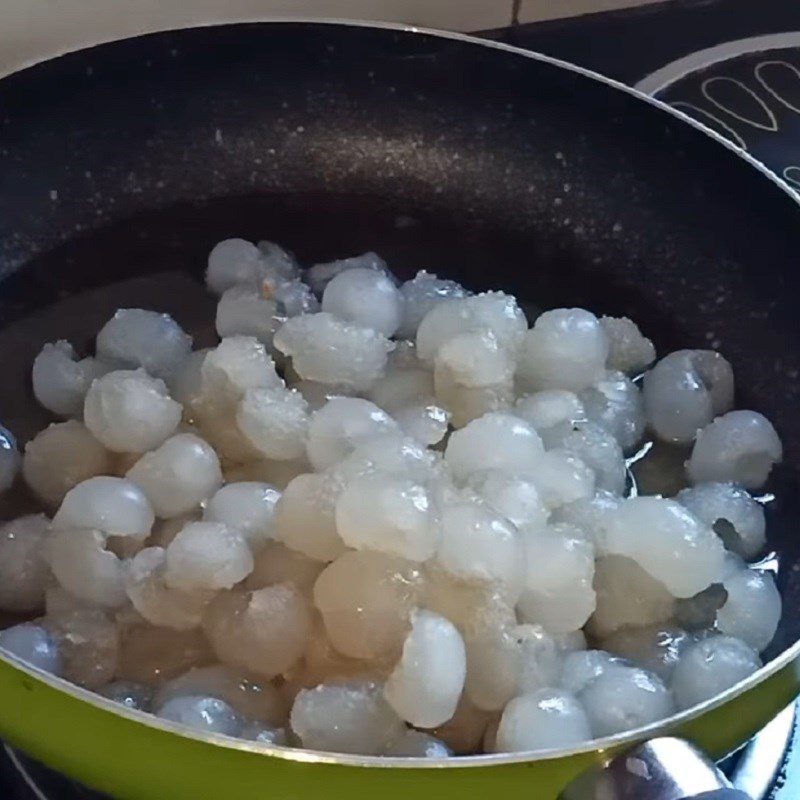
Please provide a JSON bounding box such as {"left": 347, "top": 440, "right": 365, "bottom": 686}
{"left": 0, "top": 22, "right": 799, "bottom": 658}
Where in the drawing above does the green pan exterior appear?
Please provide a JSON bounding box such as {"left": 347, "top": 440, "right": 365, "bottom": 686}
{"left": 0, "top": 653, "right": 797, "bottom": 800}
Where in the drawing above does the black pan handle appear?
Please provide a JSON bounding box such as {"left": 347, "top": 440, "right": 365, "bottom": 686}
{"left": 560, "top": 737, "right": 752, "bottom": 800}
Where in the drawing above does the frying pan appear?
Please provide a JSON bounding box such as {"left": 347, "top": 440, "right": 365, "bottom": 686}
{"left": 0, "top": 20, "right": 799, "bottom": 800}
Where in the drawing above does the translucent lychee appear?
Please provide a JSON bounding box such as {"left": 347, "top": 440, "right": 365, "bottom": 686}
{"left": 0, "top": 623, "right": 62, "bottom": 674}
{"left": 44, "top": 608, "right": 118, "bottom": 689}
{"left": 517, "top": 308, "right": 608, "bottom": 392}
{"left": 435, "top": 329, "right": 515, "bottom": 390}
{"left": 517, "top": 525, "right": 596, "bottom": 633}
{"left": 206, "top": 238, "right": 267, "bottom": 295}
{"left": 32, "top": 340, "right": 108, "bottom": 417}
{"left": 336, "top": 472, "right": 439, "bottom": 561}
{"left": 158, "top": 695, "right": 243, "bottom": 736}
{"left": 322, "top": 267, "right": 404, "bottom": 337}
{"left": 290, "top": 680, "right": 403, "bottom": 755}
{"left": 273, "top": 473, "right": 347, "bottom": 562}
{"left": 528, "top": 450, "right": 596, "bottom": 511}
{"left": 464, "top": 470, "right": 549, "bottom": 530}
{"left": 125, "top": 547, "right": 211, "bottom": 630}
{"left": 602, "top": 497, "right": 725, "bottom": 598}
{"left": 202, "top": 583, "right": 311, "bottom": 678}
{"left": 444, "top": 412, "right": 543, "bottom": 483}
{"left": 245, "top": 540, "right": 325, "bottom": 595}
{"left": 53, "top": 476, "right": 154, "bottom": 538}
{"left": 84, "top": 369, "right": 182, "bottom": 453}
{"left": 514, "top": 391, "right": 585, "bottom": 449}
{"left": 200, "top": 336, "right": 283, "bottom": 398}
{"left": 0, "top": 425, "right": 20, "bottom": 494}
{"left": 126, "top": 434, "right": 222, "bottom": 518}
{"left": 716, "top": 568, "right": 781, "bottom": 652}
{"left": 601, "top": 624, "right": 692, "bottom": 682}
{"left": 580, "top": 664, "right": 674, "bottom": 737}
{"left": 236, "top": 386, "right": 309, "bottom": 461}
{"left": 45, "top": 528, "right": 127, "bottom": 608}
{"left": 495, "top": 689, "right": 591, "bottom": 752}
{"left": 23, "top": 421, "right": 110, "bottom": 507}
{"left": 384, "top": 729, "right": 452, "bottom": 758}
{"left": 435, "top": 500, "right": 522, "bottom": 597}
{"left": 643, "top": 350, "right": 734, "bottom": 444}
{"left": 600, "top": 316, "right": 655, "bottom": 375}
{"left": 306, "top": 397, "right": 399, "bottom": 471}
{"left": 416, "top": 292, "right": 527, "bottom": 365}
{"left": 393, "top": 403, "right": 450, "bottom": 446}
{"left": 168, "top": 348, "right": 209, "bottom": 407}
{"left": 552, "top": 420, "right": 626, "bottom": 496}
{"left": 550, "top": 490, "right": 622, "bottom": 550}
{"left": 154, "top": 664, "right": 286, "bottom": 724}
{"left": 589, "top": 555, "right": 675, "bottom": 637}
{"left": 115, "top": 623, "right": 213, "bottom": 684}
{"left": 383, "top": 609, "right": 466, "bottom": 728}
{"left": 203, "top": 482, "right": 280, "bottom": 550}
{"left": 274, "top": 313, "right": 393, "bottom": 391}
{"left": 96, "top": 309, "right": 192, "bottom": 381}
{"left": 239, "top": 723, "right": 288, "bottom": 745}
{"left": 687, "top": 410, "right": 782, "bottom": 489}
{"left": 164, "top": 522, "right": 253, "bottom": 592}
{"left": 306, "top": 252, "right": 392, "bottom": 296}
{"left": 314, "top": 551, "right": 423, "bottom": 660}
{"left": 579, "top": 371, "right": 645, "bottom": 453}
{"left": 98, "top": 681, "right": 153, "bottom": 711}
{"left": 422, "top": 567, "right": 516, "bottom": 638}
{"left": 672, "top": 635, "right": 761, "bottom": 710}
{"left": 559, "top": 649, "right": 626, "bottom": 695}
{"left": 0, "top": 514, "right": 51, "bottom": 612}
{"left": 398, "top": 271, "right": 467, "bottom": 340}
{"left": 464, "top": 623, "right": 561, "bottom": 712}
{"left": 430, "top": 694, "right": 492, "bottom": 755}
{"left": 215, "top": 285, "right": 280, "bottom": 348}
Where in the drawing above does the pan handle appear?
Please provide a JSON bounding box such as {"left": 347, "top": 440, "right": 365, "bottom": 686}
{"left": 559, "top": 737, "right": 752, "bottom": 800}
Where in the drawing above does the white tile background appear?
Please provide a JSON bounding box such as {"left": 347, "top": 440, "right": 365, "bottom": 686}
{"left": 518, "top": 0, "right": 659, "bottom": 23}
{"left": 0, "top": 0, "right": 661, "bottom": 76}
